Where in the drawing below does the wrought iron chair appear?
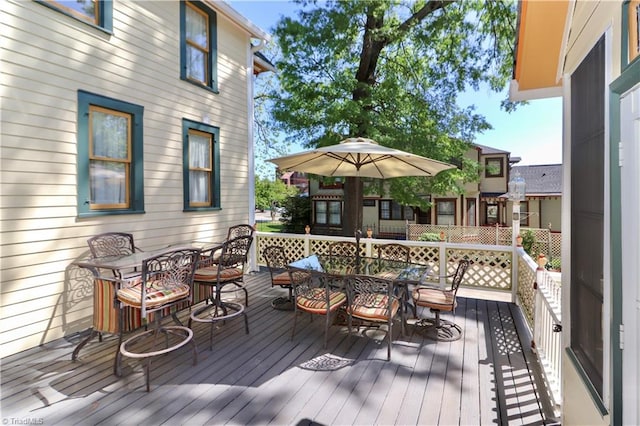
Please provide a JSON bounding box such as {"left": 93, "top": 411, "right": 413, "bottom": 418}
{"left": 290, "top": 267, "right": 347, "bottom": 348}
{"left": 87, "top": 232, "right": 142, "bottom": 276}
{"left": 226, "top": 223, "right": 255, "bottom": 240}
{"left": 328, "top": 241, "right": 358, "bottom": 258}
{"left": 377, "top": 243, "right": 411, "bottom": 263}
{"left": 412, "top": 259, "right": 470, "bottom": 341}
{"left": 114, "top": 247, "right": 200, "bottom": 391}
{"left": 345, "top": 275, "right": 403, "bottom": 361}
{"left": 87, "top": 232, "right": 139, "bottom": 258}
{"left": 193, "top": 234, "right": 253, "bottom": 307}
{"left": 263, "top": 245, "right": 310, "bottom": 311}
{"left": 210, "top": 224, "right": 255, "bottom": 264}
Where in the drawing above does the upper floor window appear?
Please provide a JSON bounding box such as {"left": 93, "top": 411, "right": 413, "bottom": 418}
{"left": 626, "top": 0, "right": 640, "bottom": 64}
{"left": 379, "top": 200, "right": 413, "bottom": 221}
{"left": 77, "top": 91, "right": 144, "bottom": 217}
{"left": 182, "top": 119, "right": 220, "bottom": 210}
{"left": 485, "top": 157, "right": 504, "bottom": 177}
{"left": 181, "top": 1, "right": 218, "bottom": 92}
{"left": 38, "top": 0, "right": 113, "bottom": 31}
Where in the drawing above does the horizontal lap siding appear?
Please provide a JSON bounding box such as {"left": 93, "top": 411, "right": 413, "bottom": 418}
{"left": 0, "top": 0, "right": 254, "bottom": 357}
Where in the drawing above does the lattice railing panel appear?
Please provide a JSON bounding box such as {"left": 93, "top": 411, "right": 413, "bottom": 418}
{"left": 446, "top": 248, "right": 512, "bottom": 290}
{"left": 517, "top": 254, "right": 537, "bottom": 326}
{"left": 256, "top": 235, "right": 306, "bottom": 265}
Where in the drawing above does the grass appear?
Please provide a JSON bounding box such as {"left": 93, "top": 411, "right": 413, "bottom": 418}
{"left": 256, "top": 221, "right": 284, "bottom": 233}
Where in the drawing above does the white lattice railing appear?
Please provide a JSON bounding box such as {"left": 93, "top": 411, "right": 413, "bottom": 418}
{"left": 406, "top": 224, "right": 562, "bottom": 265}
{"left": 252, "top": 232, "right": 514, "bottom": 293}
{"left": 515, "top": 248, "right": 562, "bottom": 415}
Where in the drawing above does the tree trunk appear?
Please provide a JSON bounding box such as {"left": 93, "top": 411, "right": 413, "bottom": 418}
{"left": 342, "top": 177, "right": 363, "bottom": 237}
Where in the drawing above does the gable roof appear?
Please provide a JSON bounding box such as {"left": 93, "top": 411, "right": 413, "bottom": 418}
{"left": 475, "top": 143, "right": 511, "bottom": 156}
{"left": 512, "top": 164, "right": 562, "bottom": 196}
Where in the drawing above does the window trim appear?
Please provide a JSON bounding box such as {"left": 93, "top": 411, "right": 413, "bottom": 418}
{"left": 485, "top": 157, "right": 505, "bottom": 177}
{"left": 77, "top": 90, "right": 144, "bottom": 217}
{"left": 37, "top": 0, "right": 113, "bottom": 33}
{"left": 180, "top": 1, "right": 218, "bottom": 93}
{"left": 314, "top": 200, "right": 342, "bottom": 226}
{"left": 623, "top": 0, "right": 640, "bottom": 67}
{"left": 182, "top": 119, "right": 221, "bottom": 211}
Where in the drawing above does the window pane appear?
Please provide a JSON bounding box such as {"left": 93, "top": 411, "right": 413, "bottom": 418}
{"left": 315, "top": 202, "right": 327, "bottom": 224}
{"left": 91, "top": 110, "right": 128, "bottom": 160}
{"left": 189, "top": 170, "right": 210, "bottom": 203}
{"left": 328, "top": 201, "right": 341, "bottom": 225}
{"left": 90, "top": 161, "right": 126, "bottom": 205}
{"left": 186, "top": 6, "right": 207, "bottom": 48}
{"left": 48, "top": 0, "right": 96, "bottom": 23}
{"left": 189, "top": 133, "right": 210, "bottom": 168}
{"left": 403, "top": 205, "right": 413, "bottom": 220}
{"left": 380, "top": 201, "right": 390, "bottom": 220}
{"left": 187, "top": 46, "right": 206, "bottom": 82}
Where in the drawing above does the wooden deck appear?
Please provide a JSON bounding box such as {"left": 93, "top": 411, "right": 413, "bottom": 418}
{"left": 1, "top": 270, "right": 555, "bottom": 425}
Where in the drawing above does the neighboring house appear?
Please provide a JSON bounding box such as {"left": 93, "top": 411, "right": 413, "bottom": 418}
{"left": 308, "top": 143, "right": 557, "bottom": 236}
{"left": 0, "top": 1, "right": 271, "bottom": 357}
{"left": 501, "top": 164, "right": 563, "bottom": 232}
{"left": 278, "top": 171, "right": 309, "bottom": 196}
{"left": 511, "top": 1, "right": 640, "bottom": 425}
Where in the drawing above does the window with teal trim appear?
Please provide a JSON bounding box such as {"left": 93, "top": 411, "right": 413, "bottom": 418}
{"left": 77, "top": 90, "right": 144, "bottom": 217}
{"left": 37, "top": 1, "right": 113, "bottom": 32}
{"left": 182, "top": 119, "right": 220, "bottom": 211}
{"left": 180, "top": 1, "right": 218, "bottom": 92}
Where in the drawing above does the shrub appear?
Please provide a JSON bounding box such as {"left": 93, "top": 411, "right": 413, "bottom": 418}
{"left": 418, "top": 232, "right": 441, "bottom": 242}
{"left": 521, "top": 229, "right": 536, "bottom": 257}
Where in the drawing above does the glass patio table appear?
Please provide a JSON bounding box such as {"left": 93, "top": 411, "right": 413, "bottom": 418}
{"left": 289, "top": 254, "right": 433, "bottom": 317}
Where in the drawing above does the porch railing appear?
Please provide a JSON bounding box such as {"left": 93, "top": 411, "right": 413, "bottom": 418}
{"left": 511, "top": 247, "right": 562, "bottom": 415}
{"left": 250, "top": 231, "right": 562, "bottom": 415}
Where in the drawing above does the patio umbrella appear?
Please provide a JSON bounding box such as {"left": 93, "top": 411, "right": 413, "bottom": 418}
{"left": 268, "top": 137, "right": 454, "bottom": 179}
{"left": 268, "top": 137, "right": 455, "bottom": 238}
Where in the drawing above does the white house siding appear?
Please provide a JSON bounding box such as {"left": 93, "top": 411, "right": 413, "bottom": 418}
{"left": 0, "top": 1, "right": 255, "bottom": 357}
{"left": 560, "top": 2, "right": 622, "bottom": 425}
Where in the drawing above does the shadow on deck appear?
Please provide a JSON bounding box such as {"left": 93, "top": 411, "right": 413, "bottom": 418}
{"left": 1, "top": 270, "right": 556, "bottom": 425}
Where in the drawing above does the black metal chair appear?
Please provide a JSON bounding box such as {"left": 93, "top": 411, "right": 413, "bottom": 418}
{"left": 377, "top": 243, "right": 411, "bottom": 262}
{"left": 412, "top": 259, "right": 470, "bottom": 341}
{"left": 290, "top": 267, "right": 347, "bottom": 348}
{"left": 345, "top": 274, "right": 404, "bottom": 361}
{"left": 114, "top": 247, "right": 200, "bottom": 391}
{"left": 263, "top": 245, "right": 302, "bottom": 310}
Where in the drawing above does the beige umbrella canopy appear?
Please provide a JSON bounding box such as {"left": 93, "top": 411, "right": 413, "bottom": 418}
{"left": 268, "top": 137, "right": 455, "bottom": 237}
{"left": 268, "top": 137, "right": 454, "bottom": 179}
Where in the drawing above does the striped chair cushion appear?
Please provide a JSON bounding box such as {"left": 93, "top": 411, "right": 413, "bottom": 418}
{"left": 273, "top": 270, "right": 311, "bottom": 287}
{"left": 116, "top": 280, "right": 190, "bottom": 309}
{"left": 348, "top": 294, "right": 399, "bottom": 322}
{"left": 296, "top": 288, "right": 346, "bottom": 314}
{"left": 272, "top": 271, "right": 291, "bottom": 286}
{"left": 194, "top": 265, "right": 243, "bottom": 282}
{"left": 412, "top": 287, "right": 456, "bottom": 311}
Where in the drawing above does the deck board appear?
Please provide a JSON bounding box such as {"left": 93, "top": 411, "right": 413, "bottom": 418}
{"left": 1, "top": 270, "right": 553, "bottom": 425}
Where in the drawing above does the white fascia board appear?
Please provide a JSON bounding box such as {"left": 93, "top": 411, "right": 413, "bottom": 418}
{"left": 509, "top": 79, "right": 563, "bottom": 102}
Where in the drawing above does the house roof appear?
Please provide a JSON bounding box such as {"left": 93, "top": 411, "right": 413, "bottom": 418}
{"left": 509, "top": 0, "right": 571, "bottom": 101}
{"left": 512, "top": 164, "right": 563, "bottom": 196}
{"left": 208, "top": 1, "right": 271, "bottom": 41}
{"left": 475, "top": 143, "right": 511, "bottom": 156}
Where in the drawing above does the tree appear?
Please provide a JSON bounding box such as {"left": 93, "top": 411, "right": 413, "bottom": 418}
{"left": 267, "top": 0, "right": 517, "bottom": 235}
{"left": 254, "top": 176, "right": 298, "bottom": 211}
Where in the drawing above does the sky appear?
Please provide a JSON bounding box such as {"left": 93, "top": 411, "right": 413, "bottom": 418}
{"left": 229, "top": 0, "right": 563, "bottom": 167}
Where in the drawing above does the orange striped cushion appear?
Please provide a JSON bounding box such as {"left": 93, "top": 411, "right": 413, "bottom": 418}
{"left": 116, "top": 279, "right": 190, "bottom": 309}
{"left": 272, "top": 271, "right": 291, "bottom": 286}
{"left": 194, "top": 266, "right": 243, "bottom": 282}
{"left": 412, "top": 288, "right": 455, "bottom": 311}
{"left": 348, "top": 294, "right": 399, "bottom": 321}
{"left": 296, "top": 288, "right": 346, "bottom": 314}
